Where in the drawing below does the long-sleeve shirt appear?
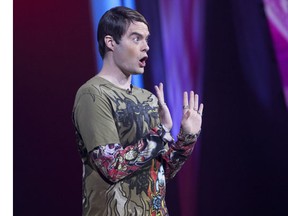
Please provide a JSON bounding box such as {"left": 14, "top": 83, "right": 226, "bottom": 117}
{"left": 72, "top": 76, "right": 196, "bottom": 216}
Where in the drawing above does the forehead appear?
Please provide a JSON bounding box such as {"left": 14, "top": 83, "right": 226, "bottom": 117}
{"left": 125, "top": 21, "right": 150, "bottom": 37}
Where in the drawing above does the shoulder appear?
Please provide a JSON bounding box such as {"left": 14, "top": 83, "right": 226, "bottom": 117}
{"left": 76, "top": 76, "right": 104, "bottom": 96}
{"left": 73, "top": 76, "right": 112, "bottom": 108}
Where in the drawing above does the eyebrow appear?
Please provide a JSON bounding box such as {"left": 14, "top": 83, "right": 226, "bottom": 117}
{"left": 129, "top": 32, "right": 150, "bottom": 39}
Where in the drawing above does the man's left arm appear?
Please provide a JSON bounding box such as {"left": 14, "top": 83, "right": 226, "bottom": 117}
{"left": 161, "top": 129, "right": 200, "bottom": 180}
{"left": 154, "top": 83, "right": 204, "bottom": 180}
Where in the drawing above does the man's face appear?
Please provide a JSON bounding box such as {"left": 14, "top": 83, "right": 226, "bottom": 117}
{"left": 113, "top": 21, "right": 150, "bottom": 76}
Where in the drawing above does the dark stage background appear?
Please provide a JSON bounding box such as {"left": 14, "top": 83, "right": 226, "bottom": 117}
{"left": 14, "top": 0, "right": 288, "bottom": 215}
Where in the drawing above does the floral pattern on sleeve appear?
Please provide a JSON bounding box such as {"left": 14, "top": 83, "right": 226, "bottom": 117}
{"left": 89, "top": 127, "right": 166, "bottom": 183}
{"left": 161, "top": 140, "right": 196, "bottom": 180}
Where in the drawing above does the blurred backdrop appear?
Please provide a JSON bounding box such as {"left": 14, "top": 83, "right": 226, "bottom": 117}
{"left": 14, "top": 0, "right": 288, "bottom": 215}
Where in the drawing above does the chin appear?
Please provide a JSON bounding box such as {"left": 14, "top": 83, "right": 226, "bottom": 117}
{"left": 136, "top": 68, "right": 145, "bottom": 74}
{"left": 131, "top": 71, "right": 144, "bottom": 75}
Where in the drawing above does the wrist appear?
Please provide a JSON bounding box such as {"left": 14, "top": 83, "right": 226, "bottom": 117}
{"left": 157, "top": 124, "right": 174, "bottom": 144}
{"left": 177, "top": 127, "right": 201, "bottom": 145}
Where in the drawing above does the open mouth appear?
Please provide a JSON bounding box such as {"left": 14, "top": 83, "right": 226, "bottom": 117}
{"left": 139, "top": 56, "right": 148, "bottom": 67}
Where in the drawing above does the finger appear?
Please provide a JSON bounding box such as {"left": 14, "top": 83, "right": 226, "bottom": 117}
{"left": 189, "top": 91, "right": 195, "bottom": 111}
{"left": 159, "top": 83, "right": 164, "bottom": 99}
{"left": 155, "top": 84, "right": 166, "bottom": 106}
{"left": 159, "top": 82, "right": 163, "bottom": 92}
{"left": 154, "top": 85, "right": 160, "bottom": 98}
{"left": 194, "top": 93, "right": 199, "bottom": 111}
{"left": 183, "top": 91, "right": 188, "bottom": 106}
{"left": 183, "top": 109, "right": 191, "bottom": 119}
{"left": 183, "top": 91, "right": 189, "bottom": 113}
{"left": 198, "top": 103, "right": 204, "bottom": 116}
{"left": 155, "top": 83, "right": 164, "bottom": 96}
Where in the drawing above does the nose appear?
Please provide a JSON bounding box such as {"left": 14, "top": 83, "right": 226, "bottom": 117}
{"left": 142, "top": 41, "right": 149, "bottom": 52}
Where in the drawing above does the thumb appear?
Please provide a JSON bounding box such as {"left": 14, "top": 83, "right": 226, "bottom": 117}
{"left": 183, "top": 109, "right": 191, "bottom": 120}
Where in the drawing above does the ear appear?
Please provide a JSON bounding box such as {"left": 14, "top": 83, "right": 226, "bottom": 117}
{"left": 104, "top": 35, "right": 115, "bottom": 51}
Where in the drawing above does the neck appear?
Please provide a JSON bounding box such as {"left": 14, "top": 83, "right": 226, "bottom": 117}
{"left": 98, "top": 59, "right": 132, "bottom": 90}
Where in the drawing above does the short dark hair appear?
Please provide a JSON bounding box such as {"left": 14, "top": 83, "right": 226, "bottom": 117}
{"left": 97, "top": 6, "right": 149, "bottom": 59}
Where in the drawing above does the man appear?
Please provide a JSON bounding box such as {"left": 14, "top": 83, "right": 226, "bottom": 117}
{"left": 72, "top": 6, "right": 203, "bottom": 216}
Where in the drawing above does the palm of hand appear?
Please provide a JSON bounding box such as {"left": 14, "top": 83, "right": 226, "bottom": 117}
{"left": 155, "top": 83, "right": 203, "bottom": 134}
{"left": 181, "top": 91, "right": 203, "bottom": 134}
{"left": 154, "top": 83, "right": 173, "bottom": 130}
{"left": 181, "top": 108, "right": 202, "bottom": 134}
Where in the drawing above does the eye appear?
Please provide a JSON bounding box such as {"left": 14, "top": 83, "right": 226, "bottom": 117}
{"left": 133, "top": 36, "right": 140, "bottom": 43}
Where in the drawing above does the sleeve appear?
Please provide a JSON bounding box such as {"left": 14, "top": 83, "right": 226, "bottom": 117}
{"left": 161, "top": 139, "right": 196, "bottom": 180}
{"left": 73, "top": 90, "right": 120, "bottom": 152}
{"left": 73, "top": 88, "right": 167, "bottom": 183}
{"left": 89, "top": 128, "right": 165, "bottom": 183}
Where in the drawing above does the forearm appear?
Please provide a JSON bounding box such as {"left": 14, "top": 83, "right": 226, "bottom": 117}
{"left": 162, "top": 140, "right": 195, "bottom": 180}
{"left": 162, "top": 128, "right": 200, "bottom": 180}
{"left": 89, "top": 127, "right": 165, "bottom": 183}
{"left": 154, "top": 84, "right": 203, "bottom": 180}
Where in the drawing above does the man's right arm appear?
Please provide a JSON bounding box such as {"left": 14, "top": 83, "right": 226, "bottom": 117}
{"left": 88, "top": 128, "right": 164, "bottom": 183}
{"left": 73, "top": 90, "right": 165, "bottom": 183}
